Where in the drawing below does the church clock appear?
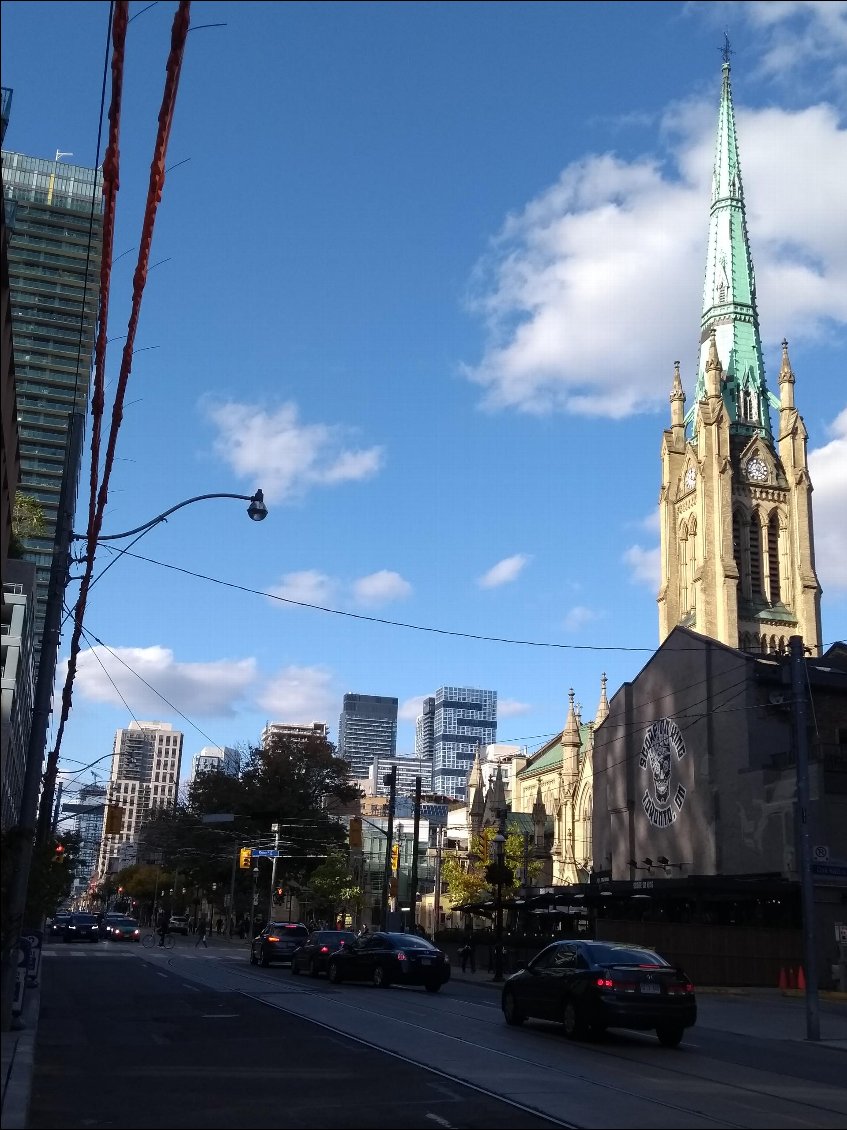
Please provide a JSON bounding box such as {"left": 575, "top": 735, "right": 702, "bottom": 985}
{"left": 746, "top": 456, "right": 769, "bottom": 483}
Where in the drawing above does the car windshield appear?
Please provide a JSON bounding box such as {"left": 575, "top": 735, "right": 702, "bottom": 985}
{"left": 587, "top": 944, "right": 669, "bottom": 967}
{"left": 315, "top": 931, "right": 355, "bottom": 944}
{"left": 267, "top": 923, "right": 308, "bottom": 937}
{"left": 385, "top": 934, "right": 437, "bottom": 950}
{"left": 72, "top": 914, "right": 98, "bottom": 924}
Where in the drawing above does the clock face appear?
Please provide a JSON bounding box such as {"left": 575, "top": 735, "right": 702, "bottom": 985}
{"left": 684, "top": 466, "right": 696, "bottom": 491}
{"left": 746, "top": 456, "right": 769, "bottom": 483}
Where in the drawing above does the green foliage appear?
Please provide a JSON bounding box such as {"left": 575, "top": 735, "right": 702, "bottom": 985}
{"left": 441, "top": 826, "right": 543, "bottom": 909}
{"left": 0, "top": 830, "right": 77, "bottom": 946}
{"left": 307, "top": 851, "right": 362, "bottom": 918}
{"left": 9, "top": 494, "right": 45, "bottom": 557}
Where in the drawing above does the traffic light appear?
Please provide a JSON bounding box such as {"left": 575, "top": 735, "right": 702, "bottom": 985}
{"left": 239, "top": 847, "right": 252, "bottom": 869}
{"left": 53, "top": 842, "right": 65, "bottom": 863}
{"left": 349, "top": 817, "right": 362, "bottom": 850}
{"left": 273, "top": 886, "right": 284, "bottom": 905}
{"left": 391, "top": 843, "right": 400, "bottom": 874}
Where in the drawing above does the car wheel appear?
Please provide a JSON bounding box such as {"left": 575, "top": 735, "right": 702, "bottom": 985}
{"left": 328, "top": 961, "right": 342, "bottom": 984}
{"left": 656, "top": 1024, "right": 685, "bottom": 1048}
{"left": 562, "top": 998, "right": 588, "bottom": 1040}
{"left": 503, "top": 989, "right": 526, "bottom": 1026}
{"left": 372, "top": 965, "right": 390, "bottom": 988}
{"left": 424, "top": 982, "right": 441, "bottom": 994}
{"left": 309, "top": 958, "right": 320, "bottom": 978}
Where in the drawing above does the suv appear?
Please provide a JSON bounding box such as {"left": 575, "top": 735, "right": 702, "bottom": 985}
{"left": 250, "top": 922, "right": 309, "bottom": 967}
{"left": 168, "top": 915, "right": 190, "bottom": 935}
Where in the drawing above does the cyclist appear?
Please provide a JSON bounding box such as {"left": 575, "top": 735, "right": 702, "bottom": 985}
{"left": 156, "top": 909, "right": 170, "bottom": 948}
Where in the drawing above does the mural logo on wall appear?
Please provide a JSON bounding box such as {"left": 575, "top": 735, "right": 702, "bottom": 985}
{"left": 640, "top": 717, "right": 687, "bottom": 828}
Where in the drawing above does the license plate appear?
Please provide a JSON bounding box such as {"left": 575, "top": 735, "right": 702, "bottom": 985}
{"left": 420, "top": 958, "right": 432, "bottom": 965}
{"left": 641, "top": 982, "right": 661, "bottom": 994}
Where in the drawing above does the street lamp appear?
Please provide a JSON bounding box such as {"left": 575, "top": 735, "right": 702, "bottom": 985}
{"left": 252, "top": 867, "right": 260, "bottom": 930}
{"left": 491, "top": 833, "right": 506, "bottom": 984}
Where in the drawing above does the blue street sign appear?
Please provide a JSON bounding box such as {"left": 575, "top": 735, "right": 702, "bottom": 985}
{"left": 812, "top": 862, "right": 847, "bottom": 880}
{"left": 251, "top": 849, "right": 279, "bottom": 858}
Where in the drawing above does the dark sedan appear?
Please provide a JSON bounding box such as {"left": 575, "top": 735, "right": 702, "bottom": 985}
{"left": 291, "top": 929, "right": 357, "bottom": 977}
{"left": 64, "top": 912, "right": 101, "bottom": 943}
{"left": 327, "top": 932, "right": 451, "bottom": 992}
{"left": 250, "top": 921, "right": 309, "bottom": 967}
{"left": 48, "top": 914, "right": 71, "bottom": 938}
{"left": 501, "top": 940, "right": 696, "bottom": 1047}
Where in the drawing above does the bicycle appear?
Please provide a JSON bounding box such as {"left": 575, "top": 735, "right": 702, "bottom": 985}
{"left": 142, "top": 931, "right": 175, "bottom": 950}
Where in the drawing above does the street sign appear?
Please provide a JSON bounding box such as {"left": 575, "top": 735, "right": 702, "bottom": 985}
{"left": 251, "top": 849, "right": 279, "bottom": 858}
{"left": 811, "top": 861, "right": 847, "bottom": 881}
{"left": 812, "top": 845, "right": 830, "bottom": 863}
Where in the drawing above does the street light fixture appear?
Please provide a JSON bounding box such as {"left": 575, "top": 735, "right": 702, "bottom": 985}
{"left": 72, "top": 488, "right": 268, "bottom": 542}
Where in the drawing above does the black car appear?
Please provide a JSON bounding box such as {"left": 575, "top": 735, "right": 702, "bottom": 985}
{"left": 501, "top": 940, "right": 696, "bottom": 1047}
{"left": 291, "top": 929, "right": 357, "bottom": 977}
{"left": 250, "top": 921, "right": 309, "bottom": 967}
{"left": 327, "top": 932, "right": 451, "bottom": 992}
{"left": 48, "top": 913, "right": 71, "bottom": 938}
{"left": 64, "top": 912, "right": 101, "bottom": 943}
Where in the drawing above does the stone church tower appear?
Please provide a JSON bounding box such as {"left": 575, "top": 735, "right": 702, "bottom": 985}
{"left": 658, "top": 59, "right": 822, "bottom": 656}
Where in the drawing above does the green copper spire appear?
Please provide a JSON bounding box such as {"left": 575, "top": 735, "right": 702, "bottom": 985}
{"left": 693, "top": 57, "right": 774, "bottom": 440}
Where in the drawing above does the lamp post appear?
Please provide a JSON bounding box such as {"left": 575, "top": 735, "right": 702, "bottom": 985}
{"left": 492, "top": 833, "right": 506, "bottom": 984}
{"left": 252, "top": 867, "right": 260, "bottom": 931}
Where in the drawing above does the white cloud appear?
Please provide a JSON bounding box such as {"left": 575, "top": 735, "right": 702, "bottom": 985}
{"left": 477, "top": 554, "right": 532, "bottom": 589}
{"left": 352, "top": 570, "right": 413, "bottom": 605}
{"left": 623, "top": 544, "right": 661, "bottom": 590}
{"left": 255, "top": 665, "right": 337, "bottom": 723}
{"left": 72, "top": 646, "right": 256, "bottom": 717}
{"left": 809, "top": 405, "right": 847, "bottom": 592}
{"left": 498, "top": 698, "right": 532, "bottom": 718}
{"left": 203, "top": 399, "right": 384, "bottom": 503}
{"left": 399, "top": 695, "right": 427, "bottom": 722}
{"left": 563, "top": 605, "right": 601, "bottom": 632}
{"left": 464, "top": 99, "right": 847, "bottom": 417}
{"left": 268, "top": 570, "right": 337, "bottom": 607}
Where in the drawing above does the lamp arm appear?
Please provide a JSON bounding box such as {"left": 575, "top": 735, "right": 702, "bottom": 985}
{"left": 74, "top": 492, "right": 258, "bottom": 542}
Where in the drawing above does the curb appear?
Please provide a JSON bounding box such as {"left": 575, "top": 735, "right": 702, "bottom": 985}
{"left": 0, "top": 983, "right": 40, "bottom": 1130}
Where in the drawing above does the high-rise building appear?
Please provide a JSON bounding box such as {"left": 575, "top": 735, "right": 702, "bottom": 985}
{"left": 364, "top": 753, "right": 433, "bottom": 799}
{"left": 337, "top": 693, "right": 397, "bottom": 780}
{"left": 657, "top": 58, "right": 822, "bottom": 656}
{"left": 261, "top": 720, "right": 329, "bottom": 748}
{"left": 0, "top": 559, "right": 36, "bottom": 830}
{"left": 97, "top": 721, "right": 183, "bottom": 874}
{"left": 431, "top": 685, "right": 497, "bottom": 800}
{"left": 414, "top": 696, "right": 435, "bottom": 762}
{"left": 62, "top": 781, "right": 106, "bottom": 897}
{"left": 189, "top": 745, "right": 239, "bottom": 783}
{"left": 1, "top": 138, "right": 103, "bottom": 654}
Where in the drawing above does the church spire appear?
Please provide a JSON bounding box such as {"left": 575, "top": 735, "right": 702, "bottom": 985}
{"left": 695, "top": 55, "right": 772, "bottom": 441}
{"left": 594, "top": 672, "right": 609, "bottom": 727}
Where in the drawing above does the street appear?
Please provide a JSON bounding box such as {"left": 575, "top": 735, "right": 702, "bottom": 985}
{"left": 26, "top": 939, "right": 847, "bottom": 1129}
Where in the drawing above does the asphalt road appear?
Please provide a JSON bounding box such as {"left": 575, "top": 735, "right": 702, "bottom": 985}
{"left": 28, "top": 946, "right": 565, "bottom": 1129}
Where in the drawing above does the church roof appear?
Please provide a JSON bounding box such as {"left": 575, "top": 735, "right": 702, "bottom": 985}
{"left": 692, "top": 54, "right": 774, "bottom": 441}
{"left": 516, "top": 723, "right": 593, "bottom": 780}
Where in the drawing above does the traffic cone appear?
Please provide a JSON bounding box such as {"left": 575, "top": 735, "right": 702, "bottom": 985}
{"left": 778, "top": 967, "right": 788, "bottom": 990}
{"left": 788, "top": 967, "right": 796, "bottom": 989}
{"left": 797, "top": 966, "right": 806, "bottom": 990}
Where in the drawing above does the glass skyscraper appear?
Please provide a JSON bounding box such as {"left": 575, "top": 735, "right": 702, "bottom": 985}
{"left": 1, "top": 140, "right": 103, "bottom": 652}
{"left": 430, "top": 685, "right": 497, "bottom": 800}
{"left": 338, "top": 693, "right": 398, "bottom": 780}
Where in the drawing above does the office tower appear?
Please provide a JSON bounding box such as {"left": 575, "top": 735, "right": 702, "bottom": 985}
{"left": 415, "top": 696, "right": 435, "bottom": 761}
{"left": 431, "top": 686, "right": 497, "bottom": 800}
{"left": 98, "top": 721, "right": 183, "bottom": 875}
{"left": 2, "top": 132, "right": 103, "bottom": 654}
{"left": 261, "top": 720, "right": 329, "bottom": 748}
{"left": 0, "top": 559, "right": 36, "bottom": 830}
{"left": 337, "top": 693, "right": 397, "bottom": 780}
{"left": 189, "top": 745, "right": 240, "bottom": 782}
{"left": 365, "top": 753, "right": 433, "bottom": 798}
{"left": 62, "top": 781, "right": 106, "bottom": 896}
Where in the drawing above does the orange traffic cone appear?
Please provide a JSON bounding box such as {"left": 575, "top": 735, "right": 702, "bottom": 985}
{"left": 778, "top": 967, "right": 788, "bottom": 990}
{"left": 797, "top": 966, "right": 806, "bottom": 990}
{"left": 788, "top": 967, "right": 796, "bottom": 989}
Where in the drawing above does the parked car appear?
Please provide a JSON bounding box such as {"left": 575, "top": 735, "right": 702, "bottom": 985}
{"left": 64, "top": 912, "right": 101, "bottom": 943}
{"left": 104, "top": 917, "right": 141, "bottom": 942}
{"left": 291, "top": 929, "right": 357, "bottom": 977}
{"left": 168, "top": 915, "right": 190, "bottom": 936}
{"left": 326, "top": 932, "right": 451, "bottom": 992}
{"left": 250, "top": 922, "right": 309, "bottom": 967}
{"left": 501, "top": 940, "right": 697, "bottom": 1047}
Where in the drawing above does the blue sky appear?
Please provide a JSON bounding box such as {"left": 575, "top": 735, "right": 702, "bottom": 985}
{"left": 3, "top": 1, "right": 845, "bottom": 799}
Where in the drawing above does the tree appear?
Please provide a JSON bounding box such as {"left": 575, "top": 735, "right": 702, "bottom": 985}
{"left": 9, "top": 494, "right": 45, "bottom": 558}
{"left": 440, "top": 826, "right": 542, "bottom": 911}
{"left": 307, "top": 851, "right": 362, "bottom": 923}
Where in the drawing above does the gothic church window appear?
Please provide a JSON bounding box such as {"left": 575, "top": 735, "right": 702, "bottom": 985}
{"left": 767, "top": 513, "right": 782, "bottom": 604}
{"left": 749, "top": 515, "right": 763, "bottom": 600}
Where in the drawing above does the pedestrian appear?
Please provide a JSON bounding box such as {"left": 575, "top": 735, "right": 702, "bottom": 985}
{"left": 238, "top": 917, "right": 246, "bottom": 940}
{"left": 195, "top": 914, "right": 208, "bottom": 948}
{"left": 156, "top": 909, "right": 169, "bottom": 949}
{"left": 460, "top": 934, "right": 476, "bottom": 973}
{"left": 357, "top": 923, "right": 369, "bottom": 937}
{"left": 215, "top": 916, "right": 223, "bottom": 935}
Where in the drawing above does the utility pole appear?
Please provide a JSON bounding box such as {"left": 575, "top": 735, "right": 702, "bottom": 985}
{"left": 433, "top": 826, "right": 444, "bottom": 935}
{"left": 380, "top": 765, "right": 397, "bottom": 928}
{"left": 267, "top": 823, "right": 280, "bottom": 923}
{"left": 789, "top": 634, "right": 820, "bottom": 1041}
{"left": 408, "top": 776, "right": 422, "bottom": 931}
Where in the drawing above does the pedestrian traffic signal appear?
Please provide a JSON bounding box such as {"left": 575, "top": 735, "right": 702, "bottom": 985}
{"left": 239, "top": 847, "right": 252, "bottom": 869}
{"left": 273, "top": 886, "right": 284, "bottom": 905}
{"left": 53, "top": 842, "right": 65, "bottom": 862}
{"left": 349, "top": 816, "right": 362, "bottom": 849}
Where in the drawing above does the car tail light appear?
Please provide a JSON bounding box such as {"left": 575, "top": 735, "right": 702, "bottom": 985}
{"left": 319, "top": 945, "right": 329, "bottom": 953}
{"left": 595, "top": 974, "right": 613, "bottom": 988}
{"left": 396, "top": 951, "right": 407, "bottom": 962}
{"left": 668, "top": 981, "right": 695, "bottom": 995}
{"left": 267, "top": 935, "right": 280, "bottom": 943}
